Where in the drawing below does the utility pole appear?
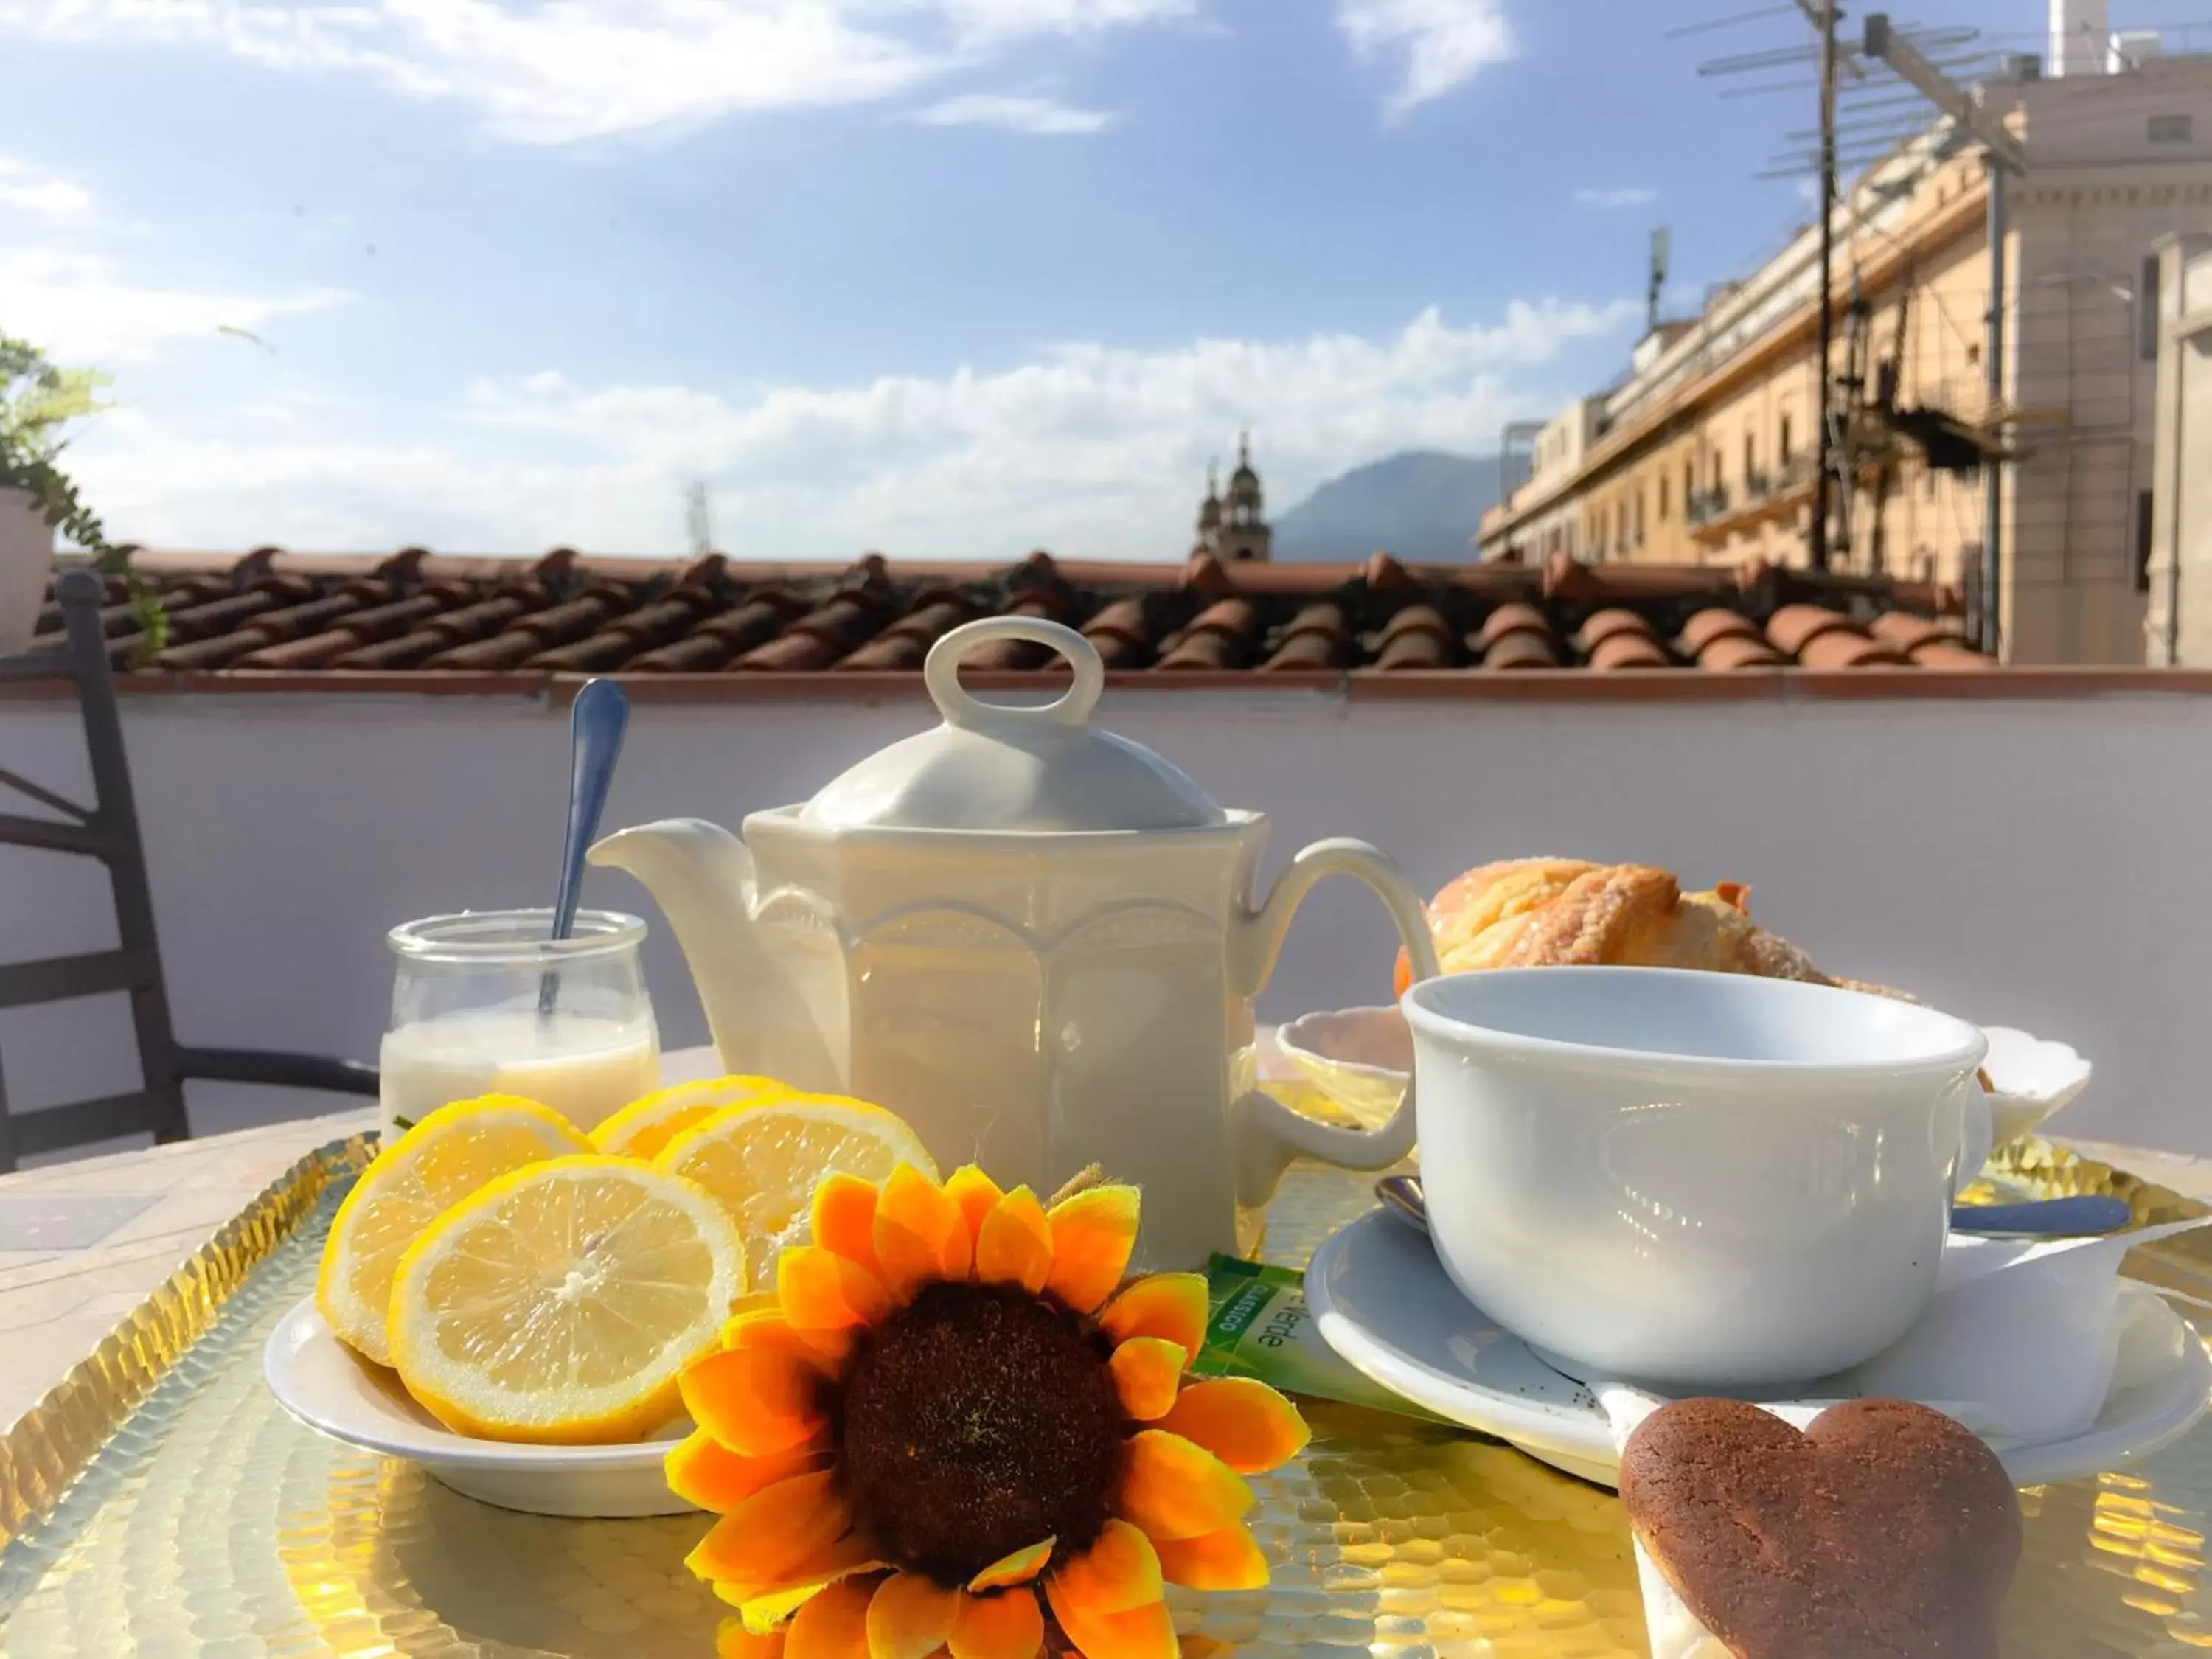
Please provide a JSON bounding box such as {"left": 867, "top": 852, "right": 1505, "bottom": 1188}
{"left": 1862, "top": 15, "right": 2028, "bottom": 652}
{"left": 1812, "top": 0, "right": 1840, "bottom": 571}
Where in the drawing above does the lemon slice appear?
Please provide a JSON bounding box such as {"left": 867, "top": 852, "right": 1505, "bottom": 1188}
{"left": 655, "top": 1096, "right": 938, "bottom": 1286}
{"left": 317, "top": 1096, "right": 591, "bottom": 1366}
{"left": 388, "top": 1157, "right": 745, "bottom": 1444}
{"left": 589, "top": 1074, "right": 790, "bottom": 1161}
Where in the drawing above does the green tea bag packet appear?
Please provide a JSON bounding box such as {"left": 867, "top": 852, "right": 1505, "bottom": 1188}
{"left": 1189, "top": 1255, "right": 1452, "bottom": 1425}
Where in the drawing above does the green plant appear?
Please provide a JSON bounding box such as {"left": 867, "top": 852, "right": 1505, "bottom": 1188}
{"left": 0, "top": 333, "right": 167, "bottom": 659}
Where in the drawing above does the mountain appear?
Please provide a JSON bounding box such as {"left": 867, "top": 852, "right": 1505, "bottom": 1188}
{"left": 1271, "top": 450, "right": 1504, "bottom": 565}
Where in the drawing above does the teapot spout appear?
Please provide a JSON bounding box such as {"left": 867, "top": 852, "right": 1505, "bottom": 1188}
{"left": 589, "top": 818, "right": 821, "bottom": 1082}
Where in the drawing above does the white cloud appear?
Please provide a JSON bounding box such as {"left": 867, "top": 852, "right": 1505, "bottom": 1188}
{"left": 0, "top": 166, "right": 347, "bottom": 361}
{"left": 1336, "top": 0, "right": 1512, "bottom": 117}
{"left": 0, "top": 0, "right": 1194, "bottom": 144}
{"left": 1574, "top": 186, "right": 1656, "bottom": 210}
{"left": 913, "top": 92, "right": 1118, "bottom": 133}
{"left": 3, "top": 244, "right": 347, "bottom": 364}
{"left": 64, "top": 296, "right": 1638, "bottom": 557}
{"left": 0, "top": 156, "right": 97, "bottom": 224}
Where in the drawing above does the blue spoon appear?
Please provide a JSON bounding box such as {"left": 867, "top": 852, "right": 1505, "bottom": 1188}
{"left": 1374, "top": 1175, "right": 2132, "bottom": 1242}
{"left": 539, "top": 677, "right": 630, "bottom": 1015}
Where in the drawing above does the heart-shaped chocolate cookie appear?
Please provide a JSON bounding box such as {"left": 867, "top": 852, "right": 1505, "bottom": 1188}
{"left": 1619, "top": 1397, "right": 2022, "bottom": 1659}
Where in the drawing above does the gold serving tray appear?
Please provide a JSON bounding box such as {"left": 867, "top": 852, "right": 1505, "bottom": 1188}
{"left": 1, "top": 1111, "right": 2211, "bottom": 1657}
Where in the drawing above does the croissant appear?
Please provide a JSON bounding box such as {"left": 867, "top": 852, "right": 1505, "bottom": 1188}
{"left": 1391, "top": 858, "right": 1907, "bottom": 1001}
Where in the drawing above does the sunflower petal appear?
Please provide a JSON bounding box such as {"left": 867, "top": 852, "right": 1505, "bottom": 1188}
{"left": 787, "top": 1579, "right": 874, "bottom": 1659}
{"left": 725, "top": 1538, "right": 886, "bottom": 1629}
{"left": 1109, "top": 1338, "right": 1186, "bottom": 1422}
{"left": 1099, "top": 1274, "right": 1208, "bottom": 1363}
{"left": 950, "top": 1589, "right": 1044, "bottom": 1659}
{"left": 945, "top": 1166, "right": 1005, "bottom": 1249}
{"left": 779, "top": 1245, "right": 892, "bottom": 1352}
{"left": 666, "top": 1430, "right": 821, "bottom": 1512}
{"left": 874, "top": 1164, "right": 972, "bottom": 1300}
{"left": 1157, "top": 1379, "right": 1311, "bottom": 1475}
{"left": 1043, "top": 1578, "right": 1178, "bottom": 1659}
{"left": 724, "top": 1310, "right": 838, "bottom": 1368}
{"left": 1044, "top": 1186, "right": 1141, "bottom": 1313}
{"left": 1154, "top": 1526, "right": 1267, "bottom": 1592}
{"left": 865, "top": 1571, "right": 960, "bottom": 1659}
{"left": 684, "top": 1470, "right": 849, "bottom": 1585}
{"left": 719, "top": 1618, "right": 789, "bottom": 1659}
{"left": 967, "top": 1538, "right": 1055, "bottom": 1593}
{"left": 1053, "top": 1520, "right": 1163, "bottom": 1617}
{"left": 682, "top": 1348, "right": 828, "bottom": 1458}
{"left": 1119, "top": 1430, "right": 1254, "bottom": 1543}
{"left": 812, "top": 1174, "right": 883, "bottom": 1274}
{"left": 975, "top": 1188, "right": 1054, "bottom": 1294}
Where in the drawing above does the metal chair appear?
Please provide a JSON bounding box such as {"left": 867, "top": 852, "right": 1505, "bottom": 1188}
{"left": 0, "top": 566, "right": 377, "bottom": 1169}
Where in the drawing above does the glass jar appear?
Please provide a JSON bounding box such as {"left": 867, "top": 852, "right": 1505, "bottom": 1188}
{"left": 380, "top": 909, "right": 660, "bottom": 1139}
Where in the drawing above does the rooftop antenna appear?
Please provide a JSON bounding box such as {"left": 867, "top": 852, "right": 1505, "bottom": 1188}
{"left": 1648, "top": 226, "right": 1672, "bottom": 333}
{"left": 685, "top": 482, "right": 714, "bottom": 557}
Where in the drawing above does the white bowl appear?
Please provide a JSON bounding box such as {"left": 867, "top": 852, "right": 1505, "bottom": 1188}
{"left": 263, "top": 1298, "right": 696, "bottom": 1517}
{"left": 1276, "top": 1006, "right": 1413, "bottom": 1128}
{"left": 1282, "top": 1005, "right": 2088, "bottom": 1150}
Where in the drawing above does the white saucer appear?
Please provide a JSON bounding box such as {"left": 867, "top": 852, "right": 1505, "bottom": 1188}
{"left": 263, "top": 1298, "right": 696, "bottom": 1517}
{"left": 1305, "top": 1209, "right": 2210, "bottom": 1489}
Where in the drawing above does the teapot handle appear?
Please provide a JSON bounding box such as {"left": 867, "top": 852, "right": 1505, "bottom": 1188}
{"left": 1231, "top": 839, "right": 1439, "bottom": 1210}
{"left": 925, "top": 618, "right": 1105, "bottom": 731}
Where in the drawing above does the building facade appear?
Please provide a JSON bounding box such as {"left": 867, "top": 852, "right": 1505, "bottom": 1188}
{"left": 1477, "top": 46, "right": 2212, "bottom": 664}
{"left": 2144, "top": 233, "right": 2212, "bottom": 664}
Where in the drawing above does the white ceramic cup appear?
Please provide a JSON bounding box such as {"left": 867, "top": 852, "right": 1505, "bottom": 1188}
{"left": 1402, "top": 967, "right": 1992, "bottom": 1388}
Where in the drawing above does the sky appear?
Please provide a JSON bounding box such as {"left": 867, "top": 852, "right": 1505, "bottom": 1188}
{"left": 0, "top": 0, "right": 2084, "bottom": 560}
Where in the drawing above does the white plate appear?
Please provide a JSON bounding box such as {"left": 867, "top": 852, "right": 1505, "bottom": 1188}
{"left": 1280, "top": 1007, "right": 2090, "bottom": 1149}
{"left": 263, "top": 1298, "right": 696, "bottom": 1517}
{"left": 1981, "top": 1025, "right": 2093, "bottom": 1146}
{"left": 1305, "top": 1209, "right": 2210, "bottom": 1489}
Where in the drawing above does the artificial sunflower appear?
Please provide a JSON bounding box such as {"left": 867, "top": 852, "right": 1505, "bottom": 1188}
{"left": 667, "top": 1164, "right": 1311, "bottom": 1659}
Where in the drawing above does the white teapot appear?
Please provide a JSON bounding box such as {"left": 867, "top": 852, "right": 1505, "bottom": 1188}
{"left": 590, "top": 616, "right": 1439, "bottom": 1268}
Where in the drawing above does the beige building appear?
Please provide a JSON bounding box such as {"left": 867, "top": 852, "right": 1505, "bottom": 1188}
{"left": 2145, "top": 233, "right": 2212, "bottom": 664}
{"left": 1478, "top": 44, "right": 2212, "bottom": 663}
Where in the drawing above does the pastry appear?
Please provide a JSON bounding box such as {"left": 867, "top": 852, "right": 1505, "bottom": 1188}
{"left": 1392, "top": 858, "right": 1905, "bottom": 1001}
{"left": 1618, "top": 1396, "right": 2023, "bottom": 1659}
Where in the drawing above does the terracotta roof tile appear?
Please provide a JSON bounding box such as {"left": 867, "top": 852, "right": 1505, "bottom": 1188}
{"left": 1374, "top": 605, "right": 1458, "bottom": 672}
{"left": 1766, "top": 603, "right": 1860, "bottom": 659}
{"left": 1696, "top": 633, "right": 1790, "bottom": 671}
{"left": 27, "top": 547, "right": 1988, "bottom": 683}
{"left": 1260, "top": 602, "right": 1350, "bottom": 672}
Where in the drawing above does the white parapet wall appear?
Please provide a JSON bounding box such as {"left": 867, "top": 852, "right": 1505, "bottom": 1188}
{"left": 4, "top": 678, "right": 2212, "bottom": 1153}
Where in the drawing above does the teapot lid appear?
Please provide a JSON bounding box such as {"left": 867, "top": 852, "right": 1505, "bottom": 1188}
{"left": 801, "top": 617, "right": 1228, "bottom": 834}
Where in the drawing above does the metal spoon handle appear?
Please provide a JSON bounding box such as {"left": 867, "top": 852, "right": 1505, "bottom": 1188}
{"left": 540, "top": 678, "right": 630, "bottom": 1013}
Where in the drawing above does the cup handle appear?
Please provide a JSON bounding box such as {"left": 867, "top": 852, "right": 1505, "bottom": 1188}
{"left": 1955, "top": 1074, "right": 1994, "bottom": 1197}
{"left": 1231, "top": 839, "right": 1439, "bottom": 1209}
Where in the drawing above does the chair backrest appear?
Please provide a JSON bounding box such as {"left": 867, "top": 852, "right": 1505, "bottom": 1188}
{"left": 0, "top": 568, "right": 189, "bottom": 1169}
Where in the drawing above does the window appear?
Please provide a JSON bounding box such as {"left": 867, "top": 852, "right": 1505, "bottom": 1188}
{"left": 1779, "top": 414, "right": 1794, "bottom": 464}
{"left": 2142, "top": 255, "right": 2163, "bottom": 361}
{"left": 1659, "top": 473, "right": 1670, "bottom": 519}
{"left": 1743, "top": 432, "right": 1756, "bottom": 486}
{"left": 1634, "top": 491, "right": 1646, "bottom": 546}
{"left": 2136, "top": 490, "right": 2155, "bottom": 593}
{"left": 2149, "top": 114, "right": 2193, "bottom": 144}
{"left": 1684, "top": 461, "right": 1695, "bottom": 505}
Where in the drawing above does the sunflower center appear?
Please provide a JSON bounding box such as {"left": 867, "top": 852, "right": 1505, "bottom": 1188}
{"left": 836, "top": 1279, "right": 1126, "bottom": 1587}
